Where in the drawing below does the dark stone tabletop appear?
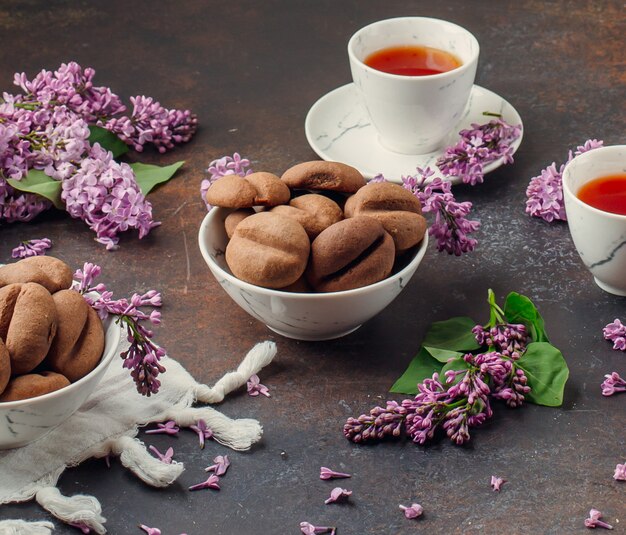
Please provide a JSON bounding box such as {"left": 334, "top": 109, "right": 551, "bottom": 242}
{"left": 0, "top": 1, "right": 624, "bottom": 533}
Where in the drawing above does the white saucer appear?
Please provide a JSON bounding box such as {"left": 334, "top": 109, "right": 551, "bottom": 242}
{"left": 305, "top": 83, "right": 523, "bottom": 185}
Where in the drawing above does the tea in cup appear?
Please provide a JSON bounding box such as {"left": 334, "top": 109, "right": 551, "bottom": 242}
{"left": 348, "top": 17, "right": 479, "bottom": 155}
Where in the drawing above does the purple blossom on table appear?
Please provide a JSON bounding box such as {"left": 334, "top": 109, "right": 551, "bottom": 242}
{"left": 490, "top": 475, "right": 506, "bottom": 491}
{"left": 584, "top": 508, "right": 613, "bottom": 530}
{"left": 601, "top": 372, "right": 626, "bottom": 397}
{"left": 139, "top": 525, "right": 161, "bottom": 535}
{"left": 525, "top": 139, "right": 603, "bottom": 222}
{"left": 324, "top": 487, "right": 352, "bottom": 504}
{"left": 201, "top": 152, "right": 252, "bottom": 210}
{"left": 189, "top": 419, "right": 213, "bottom": 449}
{"left": 246, "top": 374, "right": 271, "bottom": 397}
{"left": 11, "top": 237, "right": 52, "bottom": 258}
{"left": 145, "top": 421, "right": 179, "bottom": 435}
{"left": 319, "top": 466, "right": 351, "bottom": 480}
{"left": 602, "top": 319, "right": 626, "bottom": 351}
{"left": 205, "top": 454, "right": 230, "bottom": 476}
{"left": 436, "top": 117, "right": 522, "bottom": 185}
{"left": 61, "top": 143, "right": 160, "bottom": 250}
{"left": 614, "top": 463, "right": 626, "bottom": 481}
{"left": 105, "top": 95, "right": 197, "bottom": 153}
{"left": 69, "top": 522, "right": 91, "bottom": 533}
{"left": 299, "top": 522, "right": 336, "bottom": 535}
{"left": 148, "top": 445, "right": 174, "bottom": 464}
{"left": 399, "top": 503, "right": 423, "bottom": 519}
{"left": 188, "top": 473, "right": 220, "bottom": 491}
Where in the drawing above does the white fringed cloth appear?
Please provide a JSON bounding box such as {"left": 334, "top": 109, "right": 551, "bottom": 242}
{"left": 0, "top": 331, "right": 277, "bottom": 534}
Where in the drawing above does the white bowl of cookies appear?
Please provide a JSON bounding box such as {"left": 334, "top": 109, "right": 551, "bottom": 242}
{"left": 0, "top": 256, "right": 121, "bottom": 449}
{"left": 198, "top": 161, "right": 429, "bottom": 341}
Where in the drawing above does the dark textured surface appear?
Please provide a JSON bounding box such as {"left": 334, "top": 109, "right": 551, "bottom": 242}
{"left": 0, "top": 1, "right": 625, "bottom": 533}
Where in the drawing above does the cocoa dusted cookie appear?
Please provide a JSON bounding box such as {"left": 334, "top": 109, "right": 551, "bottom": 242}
{"left": 344, "top": 182, "right": 427, "bottom": 253}
{"left": 281, "top": 161, "right": 366, "bottom": 194}
{"left": 0, "top": 339, "right": 9, "bottom": 396}
{"left": 0, "top": 371, "right": 70, "bottom": 402}
{"left": 0, "top": 256, "right": 73, "bottom": 293}
{"left": 46, "top": 289, "right": 105, "bottom": 382}
{"left": 226, "top": 212, "right": 310, "bottom": 289}
{"left": 306, "top": 216, "right": 395, "bottom": 292}
{"left": 224, "top": 208, "right": 255, "bottom": 239}
{"left": 270, "top": 194, "right": 343, "bottom": 239}
{"left": 206, "top": 172, "right": 290, "bottom": 209}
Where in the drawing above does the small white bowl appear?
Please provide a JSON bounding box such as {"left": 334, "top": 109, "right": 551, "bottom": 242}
{"left": 198, "top": 208, "right": 428, "bottom": 341}
{"left": 0, "top": 317, "right": 121, "bottom": 449}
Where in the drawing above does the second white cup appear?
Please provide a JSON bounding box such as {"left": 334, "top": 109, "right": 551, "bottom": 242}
{"left": 348, "top": 17, "right": 479, "bottom": 155}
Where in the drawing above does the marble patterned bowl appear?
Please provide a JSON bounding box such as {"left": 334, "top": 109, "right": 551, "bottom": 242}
{"left": 0, "top": 317, "right": 121, "bottom": 449}
{"left": 198, "top": 207, "right": 429, "bottom": 341}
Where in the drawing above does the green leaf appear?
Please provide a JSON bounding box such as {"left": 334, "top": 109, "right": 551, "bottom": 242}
{"left": 129, "top": 161, "right": 185, "bottom": 195}
{"left": 423, "top": 316, "right": 481, "bottom": 351}
{"left": 517, "top": 342, "right": 569, "bottom": 407}
{"left": 389, "top": 347, "right": 442, "bottom": 395}
{"left": 440, "top": 356, "right": 472, "bottom": 385}
{"left": 504, "top": 292, "right": 549, "bottom": 343}
{"left": 423, "top": 346, "right": 464, "bottom": 363}
{"left": 7, "top": 171, "right": 63, "bottom": 209}
{"left": 88, "top": 125, "right": 129, "bottom": 158}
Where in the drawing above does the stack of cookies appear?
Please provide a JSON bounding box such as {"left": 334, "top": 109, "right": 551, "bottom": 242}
{"left": 206, "top": 161, "right": 427, "bottom": 292}
{"left": 0, "top": 256, "right": 104, "bottom": 402}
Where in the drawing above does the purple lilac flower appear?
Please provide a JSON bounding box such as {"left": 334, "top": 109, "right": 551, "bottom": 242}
{"left": 201, "top": 153, "right": 252, "bottom": 210}
{"left": 436, "top": 118, "right": 522, "bottom": 185}
{"left": 61, "top": 143, "right": 160, "bottom": 250}
{"left": 299, "top": 522, "right": 336, "bottom": 535}
{"left": 603, "top": 319, "right": 626, "bottom": 351}
{"left": 319, "top": 467, "right": 351, "bottom": 480}
{"left": 11, "top": 238, "right": 52, "bottom": 258}
{"left": 148, "top": 445, "right": 174, "bottom": 464}
{"left": 145, "top": 421, "right": 179, "bottom": 435}
{"left": 69, "top": 522, "right": 91, "bottom": 533}
{"left": 472, "top": 324, "right": 528, "bottom": 358}
{"left": 205, "top": 455, "right": 230, "bottom": 476}
{"left": 584, "top": 508, "right": 613, "bottom": 530}
{"left": 526, "top": 139, "right": 603, "bottom": 222}
{"left": 601, "top": 372, "right": 626, "bottom": 397}
{"left": 105, "top": 95, "right": 197, "bottom": 153}
{"left": 247, "top": 374, "right": 271, "bottom": 397}
{"left": 188, "top": 473, "right": 220, "bottom": 491}
{"left": 490, "top": 475, "right": 505, "bottom": 491}
{"left": 324, "top": 487, "right": 352, "bottom": 505}
{"left": 399, "top": 503, "right": 423, "bottom": 519}
{"left": 139, "top": 526, "right": 162, "bottom": 535}
{"left": 189, "top": 419, "right": 213, "bottom": 449}
{"left": 614, "top": 463, "right": 626, "bottom": 481}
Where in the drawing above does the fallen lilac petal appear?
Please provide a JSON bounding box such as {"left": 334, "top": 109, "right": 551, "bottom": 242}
{"left": 145, "top": 420, "right": 179, "bottom": 435}
{"left": 320, "top": 466, "right": 351, "bottom": 480}
{"left": 188, "top": 473, "right": 220, "bottom": 491}
{"left": 491, "top": 475, "right": 506, "bottom": 491}
{"left": 69, "top": 522, "right": 91, "bottom": 533}
{"left": 299, "top": 522, "right": 335, "bottom": 534}
{"left": 247, "top": 374, "right": 271, "bottom": 397}
{"left": 189, "top": 419, "right": 213, "bottom": 449}
{"left": 139, "top": 526, "right": 161, "bottom": 535}
{"left": 205, "top": 454, "right": 230, "bottom": 476}
{"left": 603, "top": 319, "right": 626, "bottom": 351}
{"left": 324, "top": 487, "right": 352, "bottom": 504}
{"left": 149, "top": 445, "right": 174, "bottom": 464}
{"left": 11, "top": 238, "right": 52, "bottom": 258}
{"left": 584, "top": 508, "right": 613, "bottom": 529}
{"left": 614, "top": 463, "right": 626, "bottom": 481}
{"left": 399, "top": 503, "right": 424, "bottom": 519}
{"left": 601, "top": 372, "right": 626, "bottom": 397}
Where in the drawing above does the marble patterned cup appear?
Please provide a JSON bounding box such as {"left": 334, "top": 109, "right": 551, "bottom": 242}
{"left": 348, "top": 17, "right": 479, "bottom": 155}
{"left": 562, "top": 144, "right": 626, "bottom": 296}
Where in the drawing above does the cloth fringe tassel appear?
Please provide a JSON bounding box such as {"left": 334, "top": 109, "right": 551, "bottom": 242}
{"left": 0, "top": 519, "right": 55, "bottom": 534}
{"left": 34, "top": 486, "right": 105, "bottom": 534}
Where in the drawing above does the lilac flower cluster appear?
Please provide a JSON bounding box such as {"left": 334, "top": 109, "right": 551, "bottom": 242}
{"left": 436, "top": 118, "right": 522, "bottom": 186}
{"left": 603, "top": 319, "right": 626, "bottom": 351}
{"left": 200, "top": 153, "right": 252, "bottom": 210}
{"left": 344, "top": 322, "right": 531, "bottom": 445}
{"left": 11, "top": 237, "right": 52, "bottom": 258}
{"left": 73, "top": 262, "right": 165, "bottom": 396}
{"left": 247, "top": 374, "right": 271, "bottom": 397}
{"left": 525, "top": 139, "right": 603, "bottom": 222}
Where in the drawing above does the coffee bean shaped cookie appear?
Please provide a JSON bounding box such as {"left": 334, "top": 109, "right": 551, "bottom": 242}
{"left": 306, "top": 216, "right": 395, "bottom": 292}
{"left": 0, "top": 339, "right": 9, "bottom": 396}
{"left": 270, "top": 194, "right": 343, "bottom": 239}
{"left": 225, "top": 208, "right": 255, "bottom": 239}
{"left": 2, "top": 282, "right": 58, "bottom": 375}
{"left": 344, "top": 182, "right": 427, "bottom": 253}
{"left": 281, "top": 161, "right": 366, "bottom": 194}
{"left": 0, "top": 256, "right": 73, "bottom": 293}
{"left": 226, "top": 212, "right": 310, "bottom": 288}
{"left": 206, "top": 172, "right": 290, "bottom": 209}
{"left": 0, "top": 371, "right": 70, "bottom": 402}
{"left": 46, "top": 289, "right": 105, "bottom": 382}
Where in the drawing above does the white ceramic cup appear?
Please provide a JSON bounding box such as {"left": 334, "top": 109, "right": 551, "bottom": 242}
{"left": 348, "top": 17, "right": 479, "bottom": 155}
{"left": 562, "top": 144, "right": 626, "bottom": 296}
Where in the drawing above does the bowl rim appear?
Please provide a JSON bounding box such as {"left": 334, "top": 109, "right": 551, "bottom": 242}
{"left": 0, "top": 316, "right": 121, "bottom": 409}
{"left": 198, "top": 206, "right": 429, "bottom": 299}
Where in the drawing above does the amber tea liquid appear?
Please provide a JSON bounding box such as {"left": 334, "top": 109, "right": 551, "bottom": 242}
{"left": 364, "top": 45, "right": 462, "bottom": 76}
{"left": 577, "top": 174, "right": 626, "bottom": 216}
